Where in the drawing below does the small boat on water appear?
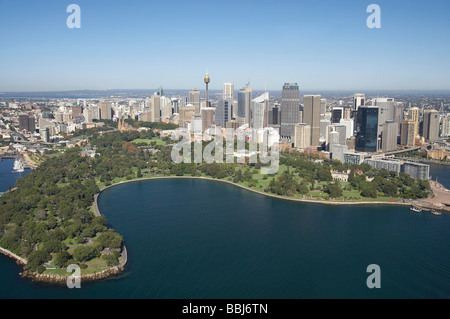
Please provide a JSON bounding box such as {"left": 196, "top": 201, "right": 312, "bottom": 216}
{"left": 410, "top": 206, "right": 423, "bottom": 213}
{"left": 431, "top": 210, "right": 442, "bottom": 216}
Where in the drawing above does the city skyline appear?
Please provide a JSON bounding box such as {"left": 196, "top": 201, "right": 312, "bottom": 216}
{"left": 1, "top": 0, "right": 450, "bottom": 92}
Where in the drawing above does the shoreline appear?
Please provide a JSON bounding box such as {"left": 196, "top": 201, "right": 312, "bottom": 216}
{"left": 94, "top": 175, "right": 412, "bottom": 207}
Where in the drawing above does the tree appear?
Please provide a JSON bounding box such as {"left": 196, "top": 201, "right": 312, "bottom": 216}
{"left": 361, "top": 185, "right": 377, "bottom": 198}
{"left": 53, "top": 250, "right": 71, "bottom": 268}
{"left": 324, "top": 182, "right": 343, "bottom": 198}
{"left": 73, "top": 245, "right": 99, "bottom": 262}
{"left": 27, "top": 250, "right": 51, "bottom": 271}
{"left": 97, "top": 231, "right": 123, "bottom": 249}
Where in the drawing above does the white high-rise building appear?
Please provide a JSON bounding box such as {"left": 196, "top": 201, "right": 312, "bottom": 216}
{"left": 189, "top": 89, "right": 201, "bottom": 114}
{"left": 353, "top": 93, "right": 365, "bottom": 111}
{"left": 339, "top": 118, "right": 354, "bottom": 140}
{"left": 294, "top": 123, "right": 311, "bottom": 149}
{"left": 441, "top": 113, "right": 450, "bottom": 137}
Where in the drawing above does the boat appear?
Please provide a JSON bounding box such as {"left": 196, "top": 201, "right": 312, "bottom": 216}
{"left": 410, "top": 206, "right": 423, "bottom": 213}
{"left": 431, "top": 210, "right": 442, "bottom": 216}
{"left": 12, "top": 159, "right": 24, "bottom": 172}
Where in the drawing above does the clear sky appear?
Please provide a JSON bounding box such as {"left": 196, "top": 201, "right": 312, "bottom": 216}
{"left": 0, "top": 0, "right": 449, "bottom": 92}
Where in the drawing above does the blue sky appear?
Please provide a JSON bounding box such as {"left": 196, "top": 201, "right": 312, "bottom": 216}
{"left": 0, "top": 0, "right": 449, "bottom": 91}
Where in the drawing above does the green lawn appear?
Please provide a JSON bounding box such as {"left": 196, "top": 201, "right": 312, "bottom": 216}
{"left": 132, "top": 137, "right": 166, "bottom": 146}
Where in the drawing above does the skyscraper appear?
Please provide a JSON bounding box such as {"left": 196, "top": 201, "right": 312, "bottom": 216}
{"left": 179, "top": 105, "right": 195, "bottom": 128}
{"left": 441, "top": 113, "right": 450, "bottom": 137}
{"left": 401, "top": 120, "right": 416, "bottom": 146}
{"left": 320, "top": 98, "right": 327, "bottom": 115}
{"left": 223, "top": 82, "right": 233, "bottom": 100}
{"left": 72, "top": 105, "right": 83, "bottom": 118}
{"left": 331, "top": 106, "right": 343, "bottom": 123}
{"left": 407, "top": 106, "right": 420, "bottom": 137}
{"left": 201, "top": 107, "right": 215, "bottom": 132}
{"left": 215, "top": 99, "right": 232, "bottom": 128}
{"left": 381, "top": 121, "right": 398, "bottom": 151}
{"left": 250, "top": 92, "right": 268, "bottom": 130}
{"left": 19, "top": 114, "right": 35, "bottom": 133}
{"left": 150, "top": 94, "right": 161, "bottom": 122}
{"left": 423, "top": 110, "right": 440, "bottom": 142}
{"left": 303, "top": 94, "right": 321, "bottom": 146}
{"left": 189, "top": 89, "right": 201, "bottom": 115}
{"left": 280, "top": 83, "right": 300, "bottom": 141}
{"left": 237, "top": 83, "right": 252, "bottom": 123}
{"left": 294, "top": 123, "right": 311, "bottom": 149}
{"left": 353, "top": 93, "right": 365, "bottom": 111}
{"left": 372, "top": 97, "right": 395, "bottom": 131}
{"left": 355, "top": 106, "right": 379, "bottom": 152}
{"left": 99, "top": 101, "right": 111, "bottom": 120}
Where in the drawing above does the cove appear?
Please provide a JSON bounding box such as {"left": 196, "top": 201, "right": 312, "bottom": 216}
{"left": 1, "top": 177, "right": 450, "bottom": 298}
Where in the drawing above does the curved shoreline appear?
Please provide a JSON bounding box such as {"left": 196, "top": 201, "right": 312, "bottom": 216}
{"left": 0, "top": 174, "right": 421, "bottom": 284}
{"left": 94, "top": 175, "right": 411, "bottom": 207}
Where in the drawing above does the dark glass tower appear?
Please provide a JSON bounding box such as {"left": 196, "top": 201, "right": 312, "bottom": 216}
{"left": 280, "top": 83, "right": 300, "bottom": 140}
{"left": 355, "top": 106, "right": 379, "bottom": 152}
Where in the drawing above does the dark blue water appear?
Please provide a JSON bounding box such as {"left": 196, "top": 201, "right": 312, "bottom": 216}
{"left": 0, "top": 159, "right": 31, "bottom": 193}
{"left": 429, "top": 163, "right": 450, "bottom": 189}
{"left": 1, "top": 172, "right": 450, "bottom": 299}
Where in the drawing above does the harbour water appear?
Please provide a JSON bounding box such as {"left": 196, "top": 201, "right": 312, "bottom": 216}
{"left": 0, "top": 162, "right": 449, "bottom": 298}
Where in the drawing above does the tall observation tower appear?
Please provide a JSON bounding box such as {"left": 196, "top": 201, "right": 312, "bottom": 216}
{"left": 204, "top": 71, "right": 210, "bottom": 108}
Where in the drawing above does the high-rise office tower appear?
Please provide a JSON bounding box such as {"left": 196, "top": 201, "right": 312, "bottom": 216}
{"left": 215, "top": 99, "right": 232, "bottom": 128}
{"left": 294, "top": 123, "right": 311, "bottom": 149}
{"left": 381, "top": 121, "right": 398, "bottom": 151}
{"left": 407, "top": 106, "right": 420, "bottom": 137}
{"left": 72, "top": 105, "right": 83, "bottom": 118}
{"left": 28, "top": 115, "right": 36, "bottom": 133}
{"left": 401, "top": 120, "right": 416, "bottom": 146}
{"left": 408, "top": 107, "right": 420, "bottom": 122}
{"left": 201, "top": 107, "right": 215, "bottom": 132}
{"left": 355, "top": 106, "right": 379, "bottom": 152}
{"left": 237, "top": 83, "right": 252, "bottom": 123}
{"left": 179, "top": 105, "right": 195, "bottom": 128}
{"left": 150, "top": 94, "right": 161, "bottom": 122}
{"left": 99, "top": 101, "right": 111, "bottom": 120}
{"left": 223, "top": 82, "right": 234, "bottom": 117}
{"left": 320, "top": 98, "right": 327, "bottom": 115}
{"left": 343, "top": 107, "right": 351, "bottom": 120}
{"left": 328, "top": 130, "right": 340, "bottom": 151}
{"left": 331, "top": 106, "right": 343, "bottom": 123}
{"left": 280, "top": 83, "right": 300, "bottom": 140}
{"left": 441, "top": 113, "right": 450, "bottom": 137}
{"left": 320, "top": 119, "right": 331, "bottom": 141}
{"left": 189, "top": 89, "right": 201, "bottom": 114}
{"left": 223, "top": 82, "right": 234, "bottom": 100}
{"left": 339, "top": 118, "right": 354, "bottom": 140}
{"left": 333, "top": 125, "right": 347, "bottom": 146}
{"left": 19, "top": 114, "right": 36, "bottom": 133}
{"left": 353, "top": 93, "right": 365, "bottom": 111}
{"left": 19, "top": 114, "right": 29, "bottom": 132}
{"left": 191, "top": 114, "right": 203, "bottom": 133}
{"left": 423, "top": 110, "right": 440, "bottom": 142}
{"left": 372, "top": 97, "right": 395, "bottom": 131}
{"left": 303, "top": 94, "right": 321, "bottom": 146}
{"left": 394, "top": 102, "right": 404, "bottom": 135}
{"left": 268, "top": 105, "right": 281, "bottom": 125}
{"left": 250, "top": 92, "right": 268, "bottom": 130}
